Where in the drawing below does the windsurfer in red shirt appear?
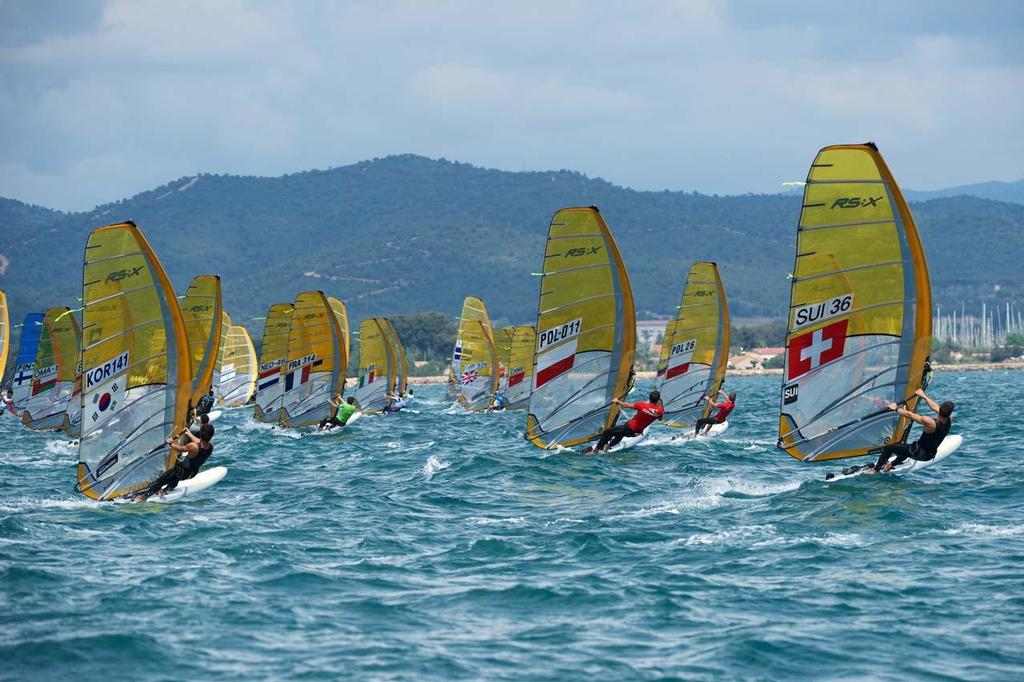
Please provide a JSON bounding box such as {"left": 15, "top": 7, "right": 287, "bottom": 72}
{"left": 583, "top": 390, "right": 664, "bottom": 453}
{"left": 694, "top": 390, "right": 735, "bottom": 436}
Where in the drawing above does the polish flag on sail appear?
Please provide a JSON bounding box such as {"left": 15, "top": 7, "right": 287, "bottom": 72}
{"left": 665, "top": 353, "right": 693, "bottom": 380}
{"left": 535, "top": 339, "right": 577, "bottom": 389}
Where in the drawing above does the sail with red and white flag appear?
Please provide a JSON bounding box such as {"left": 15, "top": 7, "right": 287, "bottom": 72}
{"left": 656, "top": 262, "right": 730, "bottom": 428}
{"left": 778, "top": 143, "right": 932, "bottom": 462}
{"left": 526, "top": 207, "right": 636, "bottom": 449}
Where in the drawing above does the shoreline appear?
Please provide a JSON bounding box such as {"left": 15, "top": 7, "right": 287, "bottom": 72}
{"left": 401, "top": 362, "right": 1024, "bottom": 385}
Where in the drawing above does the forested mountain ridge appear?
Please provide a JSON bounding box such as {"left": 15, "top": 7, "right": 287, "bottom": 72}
{"left": 2, "top": 155, "right": 1022, "bottom": 353}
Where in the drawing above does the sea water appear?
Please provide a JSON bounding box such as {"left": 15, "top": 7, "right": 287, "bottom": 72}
{"left": 1, "top": 372, "right": 1021, "bottom": 680}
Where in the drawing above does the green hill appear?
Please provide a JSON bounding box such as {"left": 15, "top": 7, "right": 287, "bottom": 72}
{"left": 2, "top": 155, "right": 1023, "bottom": 358}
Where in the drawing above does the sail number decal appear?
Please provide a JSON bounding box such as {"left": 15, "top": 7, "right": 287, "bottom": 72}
{"left": 32, "top": 364, "right": 58, "bottom": 380}
{"left": 538, "top": 318, "right": 582, "bottom": 351}
{"left": 259, "top": 357, "right": 286, "bottom": 373}
{"left": 85, "top": 351, "right": 129, "bottom": 390}
{"left": 793, "top": 294, "right": 853, "bottom": 331}
{"left": 670, "top": 338, "right": 697, "bottom": 357}
{"left": 287, "top": 353, "right": 316, "bottom": 370}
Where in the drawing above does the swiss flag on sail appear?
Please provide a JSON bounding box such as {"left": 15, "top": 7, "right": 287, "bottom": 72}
{"left": 787, "top": 319, "right": 848, "bottom": 380}
{"left": 535, "top": 339, "right": 577, "bottom": 389}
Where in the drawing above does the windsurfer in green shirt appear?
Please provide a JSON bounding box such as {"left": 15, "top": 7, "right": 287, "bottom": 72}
{"left": 318, "top": 394, "right": 358, "bottom": 430}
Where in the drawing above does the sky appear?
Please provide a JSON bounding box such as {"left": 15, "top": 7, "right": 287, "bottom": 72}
{"left": 1, "top": 0, "right": 1022, "bottom": 211}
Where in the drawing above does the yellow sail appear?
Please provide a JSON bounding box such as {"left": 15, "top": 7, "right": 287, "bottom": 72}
{"left": 494, "top": 326, "right": 516, "bottom": 391}
{"left": 656, "top": 262, "right": 730, "bottom": 427}
{"left": 0, "top": 290, "right": 8, "bottom": 386}
{"left": 23, "top": 307, "right": 80, "bottom": 431}
{"left": 505, "top": 325, "right": 535, "bottom": 410}
{"left": 76, "top": 221, "right": 192, "bottom": 500}
{"left": 254, "top": 303, "right": 293, "bottom": 422}
{"left": 454, "top": 296, "right": 498, "bottom": 411}
{"left": 212, "top": 311, "right": 233, "bottom": 402}
{"left": 778, "top": 143, "right": 931, "bottom": 462}
{"left": 280, "top": 291, "right": 347, "bottom": 428}
{"left": 353, "top": 318, "right": 394, "bottom": 413}
{"left": 381, "top": 318, "right": 408, "bottom": 394}
{"left": 526, "top": 207, "right": 636, "bottom": 448}
{"left": 181, "top": 275, "right": 223, "bottom": 407}
{"left": 327, "top": 297, "right": 350, "bottom": 368}
{"left": 220, "top": 320, "right": 258, "bottom": 407}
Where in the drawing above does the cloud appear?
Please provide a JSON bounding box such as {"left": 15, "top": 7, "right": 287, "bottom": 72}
{"left": 0, "top": 0, "right": 1021, "bottom": 210}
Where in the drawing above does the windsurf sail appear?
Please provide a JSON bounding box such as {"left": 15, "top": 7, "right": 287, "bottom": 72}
{"left": 11, "top": 312, "right": 44, "bottom": 411}
{"left": 23, "top": 307, "right": 80, "bottom": 430}
{"left": 0, "top": 290, "right": 8, "bottom": 387}
{"left": 279, "top": 291, "right": 346, "bottom": 428}
{"left": 212, "top": 311, "right": 233, "bottom": 402}
{"left": 353, "top": 318, "right": 393, "bottom": 413}
{"left": 455, "top": 296, "right": 498, "bottom": 411}
{"left": 76, "top": 221, "right": 192, "bottom": 500}
{"left": 381, "top": 318, "right": 408, "bottom": 395}
{"left": 526, "top": 206, "right": 636, "bottom": 448}
{"left": 505, "top": 325, "right": 536, "bottom": 410}
{"left": 778, "top": 143, "right": 932, "bottom": 462}
{"left": 181, "top": 275, "right": 223, "bottom": 407}
{"left": 493, "top": 326, "right": 516, "bottom": 391}
{"left": 254, "top": 303, "right": 293, "bottom": 422}
{"left": 327, "top": 297, "right": 350, "bottom": 366}
{"left": 218, "top": 322, "right": 257, "bottom": 407}
{"left": 657, "top": 262, "right": 730, "bottom": 427}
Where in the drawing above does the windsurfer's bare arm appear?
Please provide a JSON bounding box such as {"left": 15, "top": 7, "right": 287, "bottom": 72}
{"left": 914, "top": 388, "right": 941, "bottom": 414}
{"left": 887, "top": 402, "right": 937, "bottom": 432}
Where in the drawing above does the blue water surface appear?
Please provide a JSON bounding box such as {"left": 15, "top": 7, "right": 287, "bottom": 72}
{"left": 1, "top": 372, "right": 1022, "bottom": 680}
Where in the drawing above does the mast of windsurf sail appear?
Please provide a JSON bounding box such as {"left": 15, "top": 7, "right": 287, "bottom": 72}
{"left": 59, "top": 308, "right": 84, "bottom": 437}
{"left": 76, "top": 221, "right": 192, "bottom": 500}
{"left": 254, "top": 303, "right": 293, "bottom": 423}
{"left": 0, "top": 290, "right": 8, "bottom": 386}
{"left": 12, "top": 312, "right": 44, "bottom": 411}
{"left": 280, "top": 291, "right": 345, "bottom": 428}
{"left": 181, "top": 275, "right": 223, "bottom": 408}
{"left": 353, "top": 317, "right": 392, "bottom": 413}
{"left": 657, "top": 262, "right": 730, "bottom": 427}
{"left": 23, "top": 307, "right": 78, "bottom": 431}
{"left": 778, "top": 143, "right": 931, "bottom": 462}
{"left": 526, "top": 206, "right": 636, "bottom": 448}
{"left": 455, "top": 296, "right": 498, "bottom": 411}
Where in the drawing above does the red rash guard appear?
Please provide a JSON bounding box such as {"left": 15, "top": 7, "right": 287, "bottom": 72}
{"left": 712, "top": 400, "right": 735, "bottom": 423}
{"left": 627, "top": 401, "right": 664, "bottom": 432}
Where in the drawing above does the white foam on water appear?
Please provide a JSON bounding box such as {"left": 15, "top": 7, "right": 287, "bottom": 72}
{"left": 468, "top": 516, "right": 527, "bottom": 526}
{"left": 679, "top": 524, "right": 777, "bottom": 547}
{"left": 0, "top": 496, "right": 107, "bottom": 513}
{"left": 605, "top": 476, "right": 804, "bottom": 521}
{"left": 751, "top": 532, "right": 865, "bottom": 549}
{"left": 940, "top": 522, "right": 1024, "bottom": 539}
{"left": 422, "top": 455, "right": 450, "bottom": 481}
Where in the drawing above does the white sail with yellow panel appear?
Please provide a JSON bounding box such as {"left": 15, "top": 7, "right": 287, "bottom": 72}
{"left": 280, "top": 291, "right": 347, "bottom": 428}
{"left": 778, "top": 143, "right": 931, "bottom": 462}
{"left": 180, "top": 275, "right": 223, "bottom": 408}
{"left": 219, "top": 322, "right": 258, "bottom": 407}
{"left": 526, "top": 207, "right": 636, "bottom": 448}
{"left": 353, "top": 318, "right": 394, "bottom": 413}
{"left": 504, "top": 325, "right": 535, "bottom": 410}
{"left": 23, "top": 307, "right": 80, "bottom": 431}
{"left": 0, "top": 290, "right": 8, "bottom": 387}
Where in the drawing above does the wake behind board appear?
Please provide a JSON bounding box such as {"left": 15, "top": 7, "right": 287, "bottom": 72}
{"left": 152, "top": 466, "right": 227, "bottom": 503}
{"left": 673, "top": 420, "right": 729, "bottom": 442}
{"left": 825, "top": 434, "right": 963, "bottom": 482}
{"left": 303, "top": 410, "right": 362, "bottom": 436}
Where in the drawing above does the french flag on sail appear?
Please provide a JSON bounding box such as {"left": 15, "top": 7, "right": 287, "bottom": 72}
{"left": 535, "top": 339, "right": 577, "bottom": 389}
{"left": 285, "top": 359, "right": 323, "bottom": 391}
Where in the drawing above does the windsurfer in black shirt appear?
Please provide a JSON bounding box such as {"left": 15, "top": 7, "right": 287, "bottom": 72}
{"left": 864, "top": 388, "right": 953, "bottom": 473}
{"left": 133, "top": 423, "right": 215, "bottom": 501}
